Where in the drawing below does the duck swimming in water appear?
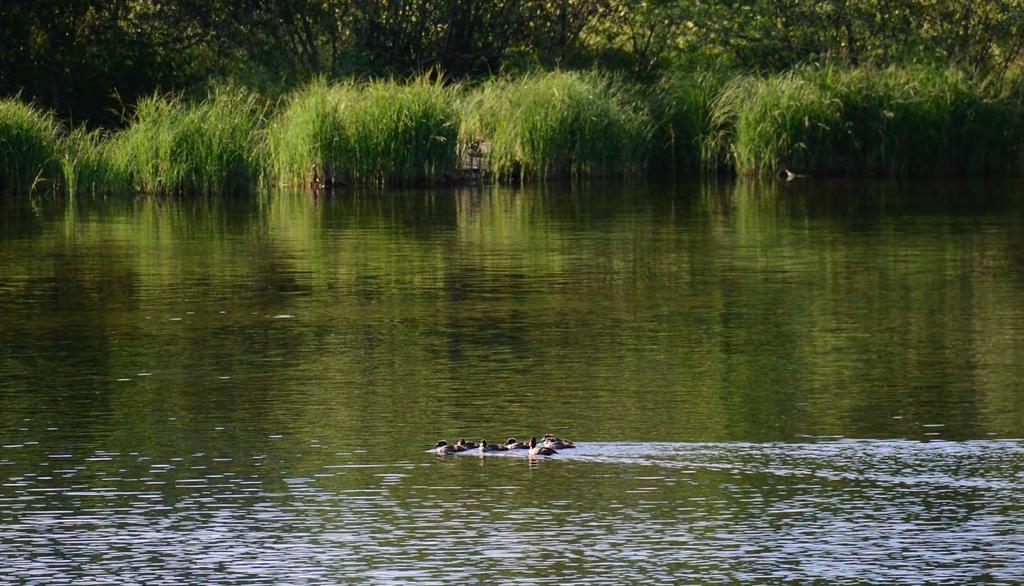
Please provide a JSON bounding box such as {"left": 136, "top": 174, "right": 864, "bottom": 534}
{"left": 527, "top": 436, "right": 558, "bottom": 457}
{"left": 478, "top": 440, "right": 505, "bottom": 453}
{"left": 505, "top": 437, "right": 528, "bottom": 450}
{"left": 542, "top": 434, "right": 575, "bottom": 450}
{"left": 454, "top": 438, "right": 479, "bottom": 452}
{"left": 434, "top": 440, "right": 457, "bottom": 456}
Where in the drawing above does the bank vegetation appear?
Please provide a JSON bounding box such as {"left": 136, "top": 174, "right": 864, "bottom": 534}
{"left": 4, "top": 65, "right": 1024, "bottom": 196}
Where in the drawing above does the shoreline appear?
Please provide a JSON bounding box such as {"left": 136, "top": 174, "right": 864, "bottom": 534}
{"left": 3, "top": 66, "right": 1024, "bottom": 198}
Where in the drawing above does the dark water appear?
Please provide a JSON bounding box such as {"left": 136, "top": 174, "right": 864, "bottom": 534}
{"left": 1, "top": 180, "right": 1023, "bottom": 583}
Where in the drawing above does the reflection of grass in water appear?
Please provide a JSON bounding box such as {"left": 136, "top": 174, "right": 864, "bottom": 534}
{"left": 261, "top": 188, "right": 465, "bottom": 295}
{"left": 454, "top": 187, "right": 566, "bottom": 273}
{"left": 16, "top": 182, "right": 1024, "bottom": 446}
{"left": 729, "top": 179, "right": 785, "bottom": 252}
{"left": 260, "top": 187, "right": 324, "bottom": 246}
{"left": 695, "top": 178, "right": 792, "bottom": 268}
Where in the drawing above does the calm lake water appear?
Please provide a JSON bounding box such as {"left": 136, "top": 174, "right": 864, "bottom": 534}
{"left": 1, "top": 180, "right": 1023, "bottom": 583}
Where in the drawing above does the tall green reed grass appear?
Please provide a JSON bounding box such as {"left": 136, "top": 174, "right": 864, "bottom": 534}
{"left": 10, "top": 66, "right": 1024, "bottom": 198}
{"left": 652, "top": 70, "right": 722, "bottom": 171}
{"left": 709, "top": 66, "right": 1024, "bottom": 177}
{"left": 113, "top": 86, "right": 267, "bottom": 195}
{"left": 268, "top": 76, "right": 459, "bottom": 186}
{"left": 461, "top": 71, "right": 653, "bottom": 181}
{"left": 0, "top": 97, "right": 62, "bottom": 195}
{"left": 61, "top": 128, "right": 130, "bottom": 197}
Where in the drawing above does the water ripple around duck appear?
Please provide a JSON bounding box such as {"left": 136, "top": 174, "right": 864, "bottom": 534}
{"left": 1, "top": 440, "right": 1021, "bottom": 584}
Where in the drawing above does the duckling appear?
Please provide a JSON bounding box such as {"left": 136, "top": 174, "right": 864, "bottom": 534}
{"left": 542, "top": 434, "right": 576, "bottom": 450}
{"left": 454, "top": 438, "right": 479, "bottom": 452}
{"left": 433, "top": 440, "right": 456, "bottom": 456}
{"left": 505, "top": 437, "right": 529, "bottom": 450}
{"left": 527, "top": 436, "right": 558, "bottom": 457}
{"left": 782, "top": 168, "right": 807, "bottom": 182}
{"left": 478, "top": 439, "right": 505, "bottom": 453}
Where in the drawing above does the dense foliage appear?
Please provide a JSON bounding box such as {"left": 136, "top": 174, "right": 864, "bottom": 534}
{"left": 3, "top": 1, "right": 1024, "bottom": 194}
{"left": 4, "top": 1, "right": 1024, "bottom": 125}
{"left": 710, "top": 67, "right": 1024, "bottom": 176}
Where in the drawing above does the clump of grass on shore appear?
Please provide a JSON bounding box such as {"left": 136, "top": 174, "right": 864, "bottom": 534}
{"left": 815, "top": 66, "right": 1024, "bottom": 176}
{"left": 61, "top": 128, "right": 130, "bottom": 197}
{"left": 268, "top": 76, "right": 460, "bottom": 186}
{"left": 653, "top": 70, "right": 722, "bottom": 171}
{"left": 461, "top": 71, "right": 653, "bottom": 181}
{"left": 709, "top": 72, "right": 842, "bottom": 176}
{"left": 710, "top": 66, "right": 1024, "bottom": 177}
{"left": 0, "top": 97, "right": 62, "bottom": 195}
{"left": 113, "top": 86, "right": 267, "bottom": 195}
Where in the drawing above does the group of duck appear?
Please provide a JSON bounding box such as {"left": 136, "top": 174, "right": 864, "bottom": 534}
{"left": 433, "top": 434, "right": 575, "bottom": 457}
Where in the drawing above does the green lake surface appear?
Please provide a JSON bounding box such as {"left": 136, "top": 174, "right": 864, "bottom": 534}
{"left": 1, "top": 180, "right": 1023, "bottom": 583}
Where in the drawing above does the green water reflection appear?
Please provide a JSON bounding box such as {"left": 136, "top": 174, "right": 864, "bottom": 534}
{"left": 1, "top": 180, "right": 1023, "bottom": 457}
{"left": 2, "top": 181, "right": 1024, "bottom": 583}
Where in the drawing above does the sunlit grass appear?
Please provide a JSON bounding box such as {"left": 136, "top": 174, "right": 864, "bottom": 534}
{"left": 268, "top": 76, "right": 460, "bottom": 186}
{"left": 0, "top": 97, "right": 62, "bottom": 195}
{"left": 460, "top": 71, "right": 654, "bottom": 181}
{"left": 61, "top": 127, "right": 130, "bottom": 197}
{"left": 708, "top": 65, "right": 1024, "bottom": 176}
{"left": 9, "top": 66, "right": 1024, "bottom": 197}
{"left": 112, "top": 86, "right": 267, "bottom": 195}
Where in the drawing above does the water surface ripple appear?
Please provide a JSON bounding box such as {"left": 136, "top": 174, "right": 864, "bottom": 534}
{"left": 1, "top": 440, "right": 1021, "bottom": 584}
{"left": 2, "top": 181, "right": 1024, "bottom": 583}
